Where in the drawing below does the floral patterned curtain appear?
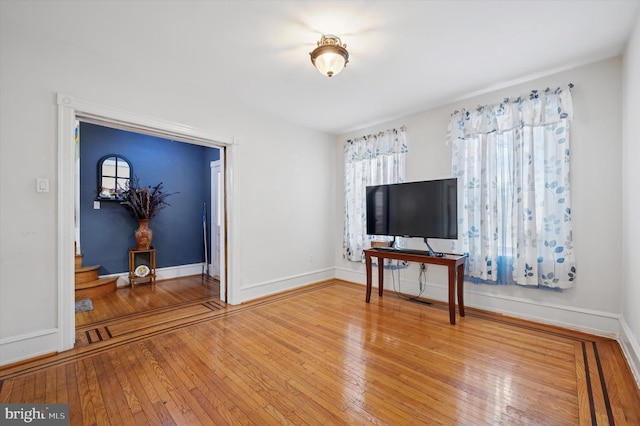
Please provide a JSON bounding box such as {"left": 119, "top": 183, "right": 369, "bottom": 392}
{"left": 448, "top": 86, "right": 576, "bottom": 289}
{"left": 343, "top": 127, "right": 407, "bottom": 262}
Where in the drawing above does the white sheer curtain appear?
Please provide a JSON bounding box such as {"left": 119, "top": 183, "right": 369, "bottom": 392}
{"left": 343, "top": 127, "right": 407, "bottom": 262}
{"left": 448, "top": 86, "right": 576, "bottom": 289}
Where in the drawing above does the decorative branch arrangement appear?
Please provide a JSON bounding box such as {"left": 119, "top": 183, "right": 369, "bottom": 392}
{"left": 120, "top": 176, "right": 176, "bottom": 220}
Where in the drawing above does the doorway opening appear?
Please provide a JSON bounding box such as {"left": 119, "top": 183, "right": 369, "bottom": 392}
{"left": 74, "top": 121, "right": 225, "bottom": 326}
{"left": 57, "top": 93, "right": 238, "bottom": 352}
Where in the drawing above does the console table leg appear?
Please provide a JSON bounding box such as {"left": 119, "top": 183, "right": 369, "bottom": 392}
{"left": 378, "top": 258, "right": 384, "bottom": 297}
{"left": 457, "top": 263, "right": 465, "bottom": 317}
{"left": 365, "top": 254, "right": 372, "bottom": 303}
{"left": 448, "top": 265, "right": 456, "bottom": 325}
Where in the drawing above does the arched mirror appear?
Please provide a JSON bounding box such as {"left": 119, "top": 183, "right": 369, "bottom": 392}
{"left": 97, "top": 154, "right": 132, "bottom": 200}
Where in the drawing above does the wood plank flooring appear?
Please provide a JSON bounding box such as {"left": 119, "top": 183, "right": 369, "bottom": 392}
{"left": 75, "top": 275, "right": 221, "bottom": 327}
{"left": 1, "top": 279, "right": 639, "bottom": 425}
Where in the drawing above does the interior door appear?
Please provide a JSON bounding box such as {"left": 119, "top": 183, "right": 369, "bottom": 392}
{"left": 210, "top": 160, "right": 221, "bottom": 279}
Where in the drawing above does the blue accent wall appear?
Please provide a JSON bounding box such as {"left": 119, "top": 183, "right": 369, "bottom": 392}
{"left": 79, "top": 122, "right": 220, "bottom": 275}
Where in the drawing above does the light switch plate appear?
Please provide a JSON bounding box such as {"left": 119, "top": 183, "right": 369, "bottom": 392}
{"left": 36, "top": 178, "right": 49, "bottom": 193}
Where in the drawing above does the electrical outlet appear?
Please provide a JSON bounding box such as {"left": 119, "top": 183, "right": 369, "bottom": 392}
{"left": 420, "top": 263, "right": 426, "bottom": 271}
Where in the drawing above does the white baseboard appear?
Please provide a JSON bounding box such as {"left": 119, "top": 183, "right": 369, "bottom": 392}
{"left": 107, "top": 264, "right": 334, "bottom": 301}
{"left": 463, "top": 288, "right": 620, "bottom": 337}
{"left": 101, "top": 263, "right": 207, "bottom": 287}
{"left": 0, "top": 328, "right": 59, "bottom": 366}
{"left": 239, "top": 267, "right": 335, "bottom": 302}
{"left": 619, "top": 317, "right": 640, "bottom": 388}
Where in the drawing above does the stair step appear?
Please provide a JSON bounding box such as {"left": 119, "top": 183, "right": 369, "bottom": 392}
{"left": 75, "top": 253, "right": 83, "bottom": 269}
{"left": 75, "top": 265, "right": 100, "bottom": 284}
{"left": 75, "top": 276, "right": 118, "bottom": 300}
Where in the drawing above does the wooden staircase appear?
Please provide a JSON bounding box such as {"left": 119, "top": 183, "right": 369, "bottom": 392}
{"left": 75, "top": 250, "right": 118, "bottom": 300}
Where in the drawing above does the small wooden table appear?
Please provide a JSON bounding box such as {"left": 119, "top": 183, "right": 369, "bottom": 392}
{"left": 128, "top": 247, "right": 157, "bottom": 288}
{"left": 364, "top": 248, "right": 467, "bottom": 325}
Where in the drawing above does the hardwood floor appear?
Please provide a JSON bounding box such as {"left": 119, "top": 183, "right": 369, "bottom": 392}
{"left": 75, "top": 275, "right": 221, "bottom": 327}
{"left": 1, "top": 279, "right": 639, "bottom": 425}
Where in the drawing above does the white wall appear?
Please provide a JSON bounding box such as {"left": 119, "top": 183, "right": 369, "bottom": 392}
{"left": 0, "top": 11, "right": 336, "bottom": 365}
{"left": 621, "top": 11, "right": 640, "bottom": 385}
{"left": 336, "top": 57, "right": 625, "bottom": 338}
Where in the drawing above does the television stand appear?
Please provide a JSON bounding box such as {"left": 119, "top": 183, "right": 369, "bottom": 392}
{"left": 424, "top": 237, "right": 436, "bottom": 256}
{"left": 364, "top": 249, "right": 467, "bottom": 325}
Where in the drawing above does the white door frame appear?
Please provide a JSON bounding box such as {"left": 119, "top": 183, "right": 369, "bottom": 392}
{"left": 210, "top": 159, "right": 222, "bottom": 279}
{"left": 57, "top": 93, "right": 240, "bottom": 351}
{"left": 210, "top": 158, "right": 227, "bottom": 301}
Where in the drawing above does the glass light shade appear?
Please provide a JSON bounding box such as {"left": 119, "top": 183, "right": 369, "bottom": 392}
{"left": 313, "top": 50, "right": 347, "bottom": 77}
{"left": 310, "top": 35, "right": 349, "bottom": 77}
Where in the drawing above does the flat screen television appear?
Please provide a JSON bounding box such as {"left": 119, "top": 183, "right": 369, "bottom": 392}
{"left": 366, "top": 178, "right": 458, "bottom": 253}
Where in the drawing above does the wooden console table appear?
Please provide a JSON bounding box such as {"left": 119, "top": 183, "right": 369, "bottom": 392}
{"left": 364, "top": 248, "right": 467, "bottom": 325}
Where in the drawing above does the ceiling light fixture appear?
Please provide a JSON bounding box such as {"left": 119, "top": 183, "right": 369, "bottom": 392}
{"left": 309, "top": 34, "right": 349, "bottom": 78}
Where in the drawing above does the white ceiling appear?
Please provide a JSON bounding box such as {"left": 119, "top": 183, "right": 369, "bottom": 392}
{"left": 3, "top": 0, "right": 639, "bottom": 134}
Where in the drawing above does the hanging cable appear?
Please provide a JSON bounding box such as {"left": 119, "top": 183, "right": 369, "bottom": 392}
{"left": 408, "top": 263, "right": 428, "bottom": 302}
{"left": 389, "top": 261, "right": 430, "bottom": 304}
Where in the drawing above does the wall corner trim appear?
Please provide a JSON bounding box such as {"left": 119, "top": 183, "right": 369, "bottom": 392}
{"left": 619, "top": 316, "right": 640, "bottom": 388}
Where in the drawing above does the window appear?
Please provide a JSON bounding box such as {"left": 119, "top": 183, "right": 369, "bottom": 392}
{"left": 449, "top": 87, "right": 576, "bottom": 289}
{"left": 343, "top": 127, "right": 407, "bottom": 262}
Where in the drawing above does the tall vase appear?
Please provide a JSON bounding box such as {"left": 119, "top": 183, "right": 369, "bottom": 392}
{"left": 135, "top": 219, "right": 153, "bottom": 249}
